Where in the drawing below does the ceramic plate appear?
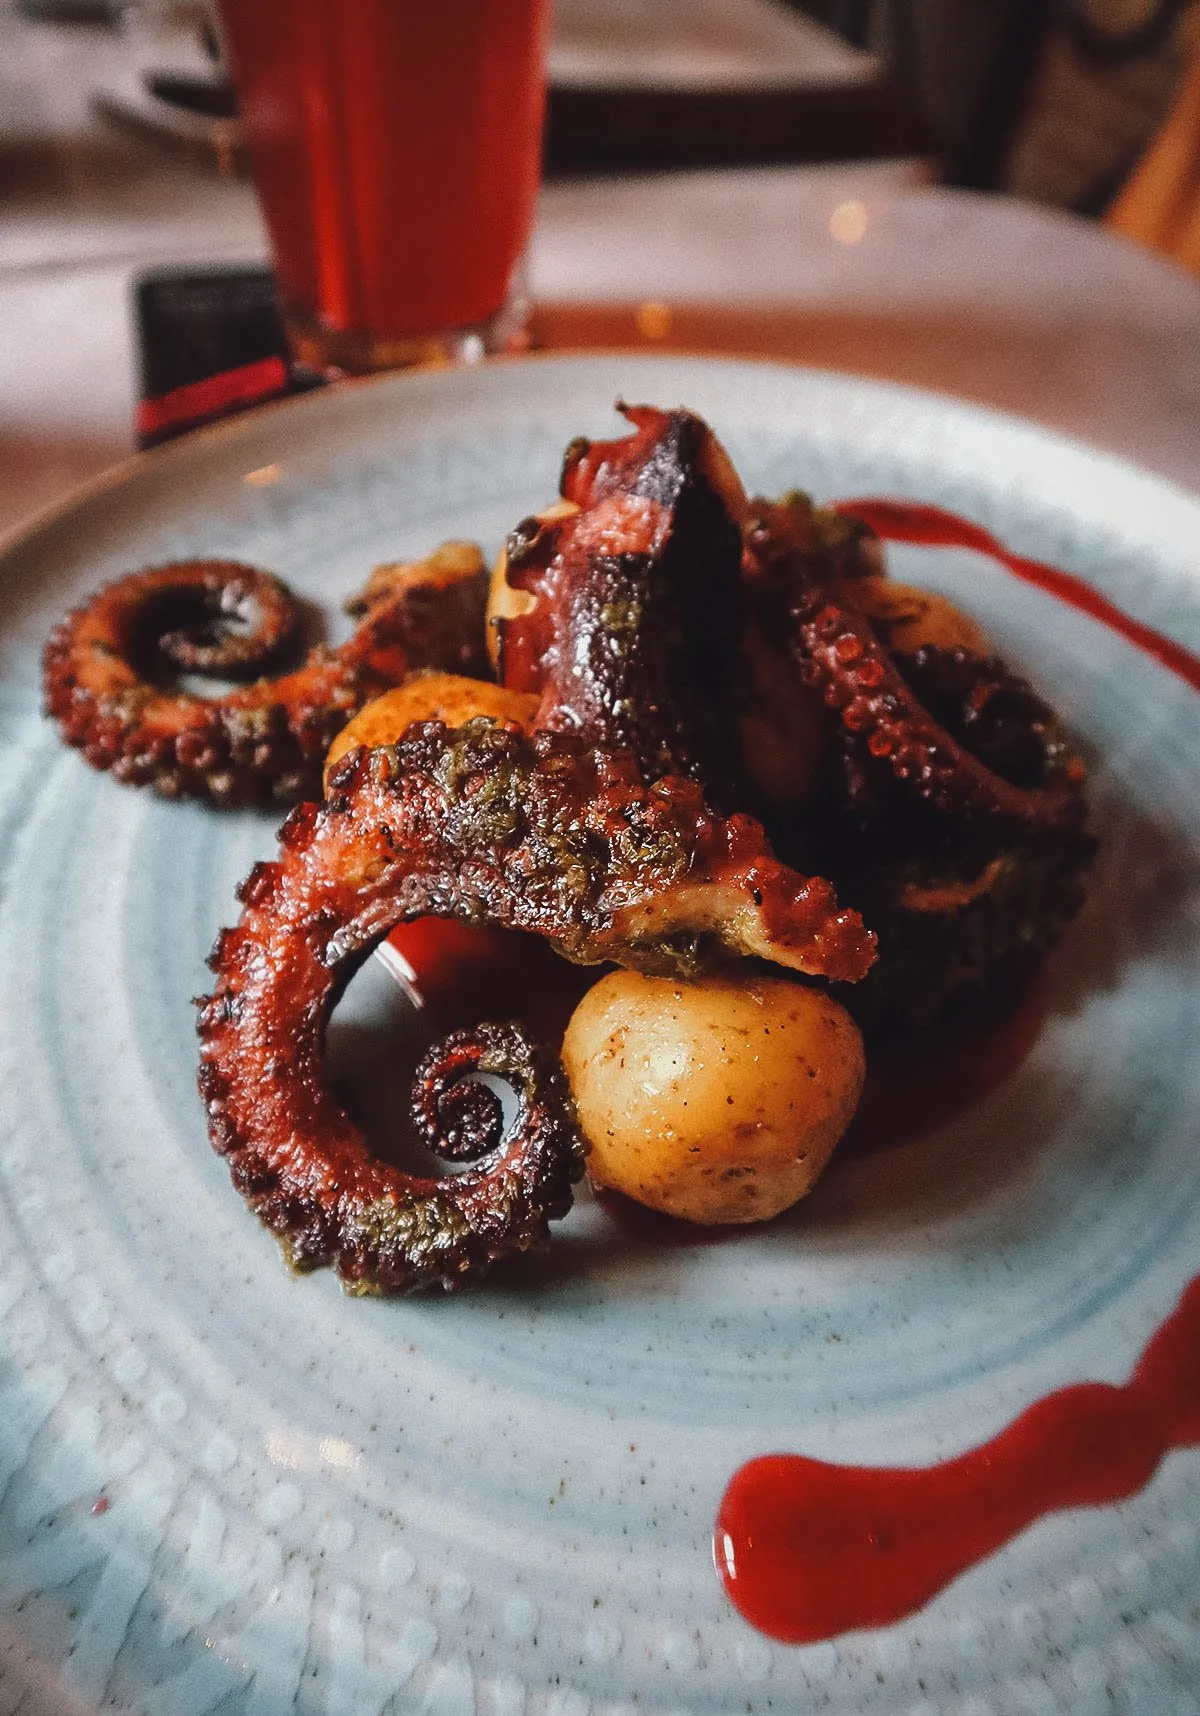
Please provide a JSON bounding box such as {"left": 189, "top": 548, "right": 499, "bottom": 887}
{"left": 2, "top": 355, "right": 1199, "bottom": 1716}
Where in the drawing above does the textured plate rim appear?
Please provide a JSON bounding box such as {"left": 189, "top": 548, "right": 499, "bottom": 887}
{"left": 4, "top": 350, "right": 1198, "bottom": 575}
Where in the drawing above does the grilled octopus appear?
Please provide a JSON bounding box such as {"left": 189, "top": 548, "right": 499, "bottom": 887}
{"left": 199, "top": 406, "right": 882, "bottom": 1291}
{"left": 198, "top": 401, "right": 1093, "bottom": 1289}
{"left": 489, "top": 412, "right": 1093, "bottom": 1031}
{"left": 43, "top": 543, "right": 488, "bottom": 806}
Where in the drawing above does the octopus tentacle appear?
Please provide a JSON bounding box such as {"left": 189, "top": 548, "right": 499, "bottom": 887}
{"left": 131, "top": 560, "right": 302, "bottom": 676}
{"left": 722, "top": 492, "right": 1095, "bottom": 1032}
{"left": 895, "top": 644, "right": 1079, "bottom": 795}
{"left": 492, "top": 404, "right": 749, "bottom": 791}
{"left": 43, "top": 559, "right": 303, "bottom": 683}
{"left": 197, "top": 720, "right": 873, "bottom": 1291}
{"left": 744, "top": 490, "right": 883, "bottom": 593}
{"left": 342, "top": 540, "right": 491, "bottom": 685}
{"left": 780, "top": 589, "right": 1095, "bottom": 1035}
{"left": 211, "top": 1010, "right": 580, "bottom": 1295}
{"left": 44, "top": 544, "right": 488, "bottom": 807}
{"left": 793, "top": 591, "right": 1086, "bottom": 829}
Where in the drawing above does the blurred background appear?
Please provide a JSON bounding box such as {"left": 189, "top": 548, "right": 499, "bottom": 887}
{"left": 7, "top": 0, "right": 1197, "bottom": 213}
{"left": 2, "top": 0, "right": 1199, "bottom": 533}
{"left": 805, "top": 0, "right": 1198, "bottom": 210}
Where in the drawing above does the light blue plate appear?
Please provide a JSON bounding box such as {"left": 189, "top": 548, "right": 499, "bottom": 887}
{"left": 1, "top": 355, "right": 1198, "bottom": 1715}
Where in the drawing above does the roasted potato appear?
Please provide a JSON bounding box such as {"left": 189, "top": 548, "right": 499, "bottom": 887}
{"left": 324, "top": 672, "right": 537, "bottom": 788}
{"left": 850, "top": 578, "right": 989, "bottom": 657}
{"left": 562, "top": 970, "right": 865, "bottom": 1224}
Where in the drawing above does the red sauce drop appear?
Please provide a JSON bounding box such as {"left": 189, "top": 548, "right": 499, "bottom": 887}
{"left": 716, "top": 498, "right": 1200, "bottom": 1643}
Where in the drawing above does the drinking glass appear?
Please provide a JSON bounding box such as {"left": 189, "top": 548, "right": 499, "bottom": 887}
{"left": 216, "top": 0, "right": 551, "bottom": 374}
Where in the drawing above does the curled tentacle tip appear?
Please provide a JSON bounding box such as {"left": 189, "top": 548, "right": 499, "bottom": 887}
{"left": 45, "top": 544, "right": 491, "bottom": 809}
{"left": 413, "top": 1020, "right": 586, "bottom": 1183}
{"left": 413, "top": 1063, "right": 506, "bottom": 1164}
{"left": 150, "top": 562, "right": 303, "bottom": 678}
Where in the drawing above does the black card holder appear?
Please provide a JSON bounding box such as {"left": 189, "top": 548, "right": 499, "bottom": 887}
{"left": 134, "top": 266, "right": 324, "bottom": 448}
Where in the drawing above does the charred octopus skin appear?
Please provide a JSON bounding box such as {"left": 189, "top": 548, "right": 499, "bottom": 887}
{"left": 43, "top": 543, "right": 489, "bottom": 808}
{"left": 782, "top": 573, "right": 1095, "bottom": 1032}
{"left": 489, "top": 404, "right": 749, "bottom": 793}
{"left": 197, "top": 719, "right": 874, "bottom": 1292}
{"left": 794, "top": 591, "right": 1086, "bottom": 828}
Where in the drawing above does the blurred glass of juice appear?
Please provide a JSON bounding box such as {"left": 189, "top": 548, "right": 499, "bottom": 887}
{"left": 217, "top": 0, "right": 551, "bottom": 373}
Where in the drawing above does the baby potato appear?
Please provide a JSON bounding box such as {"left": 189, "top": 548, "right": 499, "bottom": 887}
{"left": 324, "top": 672, "right": 538, "bottom": 788}
{"left": 562, "top": 970, "right": 865, "bottom": 1225}
{"left": 850, "top": 578, "right": 989, "bottom": 657}
{"left": 485, "top": 500, "right": 578, "bottom": 675}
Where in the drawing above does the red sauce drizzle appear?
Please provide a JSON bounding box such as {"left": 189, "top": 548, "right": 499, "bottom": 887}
{"left": 716, "top": 498, "right": 1200, "bottom": 1643}
{"left": 838, "top": 499, "right": 1200, "bottom": 696}
{"left": 717, "top": 1277, "right": 1200, "bottom": 1643}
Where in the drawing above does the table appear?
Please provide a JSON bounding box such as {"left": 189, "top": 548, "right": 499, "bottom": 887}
{"left": 2, "top": 0, "right": 1199, "bottom": 543}
{"left": 4, "top": 162, "right": 1200, "bottom": 545}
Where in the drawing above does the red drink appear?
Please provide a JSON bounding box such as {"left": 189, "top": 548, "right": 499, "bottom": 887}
{"left": 218, "top": 0, "right": 550, "bottom": 371}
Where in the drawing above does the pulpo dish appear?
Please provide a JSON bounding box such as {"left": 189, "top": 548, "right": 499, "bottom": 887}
{"left": 44, "top": 405, "right": 1095, "bottom": 1291}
